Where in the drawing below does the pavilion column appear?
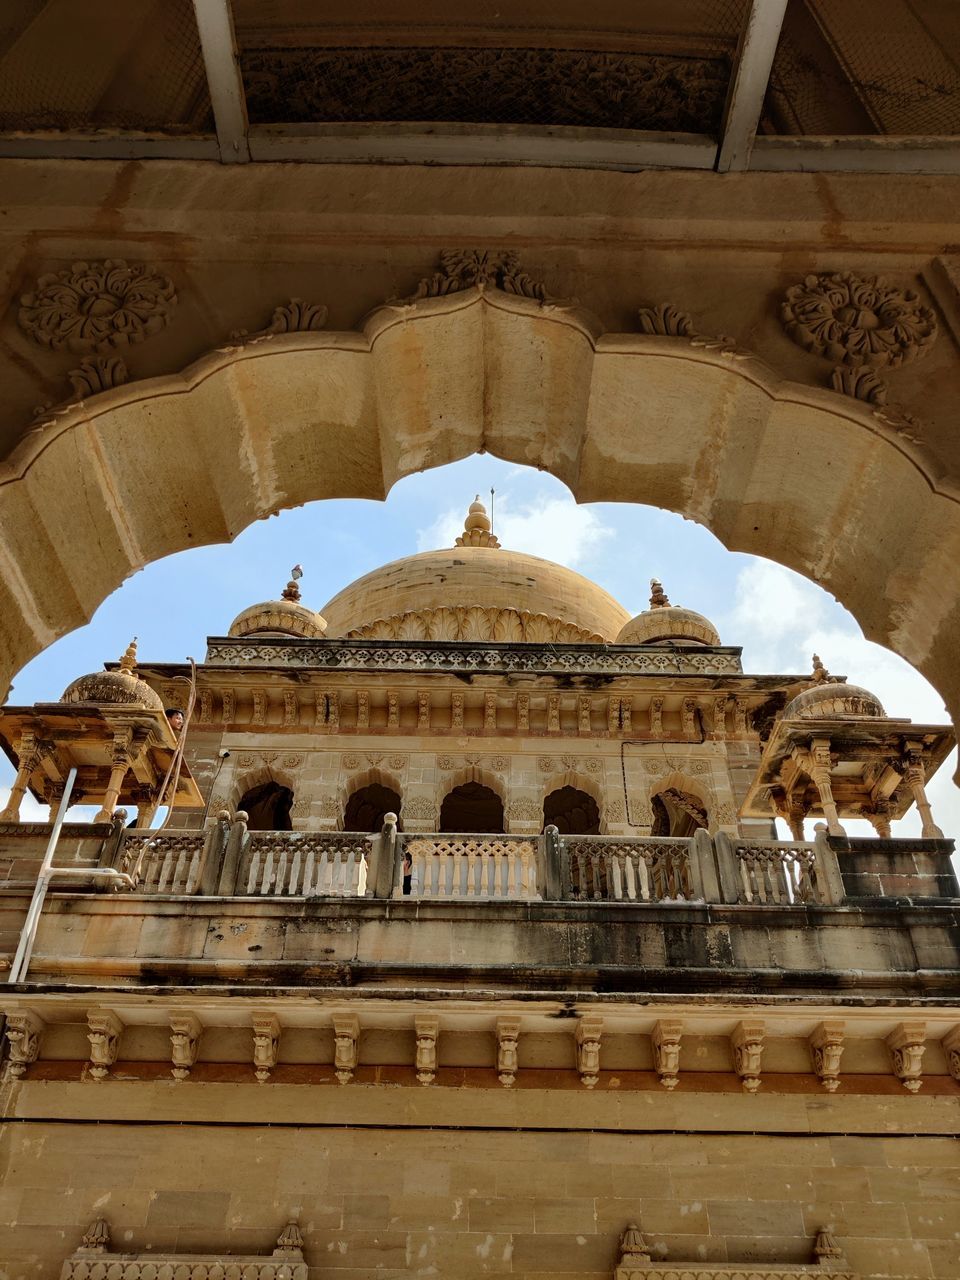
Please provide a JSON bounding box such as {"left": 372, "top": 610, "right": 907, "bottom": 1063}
{"left": 786, "top": 797, "right": 809, "bottom": 841}
{"left": 865, "top": 800, "right": 893, "bottom": 839}
{"left": 902, "top": 757, "right": 943, "bottom": 838}
{"left": 95, "top": 733, "right": 134, "bottom": 824}
{"left": 0, "top": 734, "right": 41, "bottom": 822}
{"left": 808, "top": 740, "right": 845, "bottom": 837}
{"left": 45, "top": 781, "right": 66, "bottom": 824}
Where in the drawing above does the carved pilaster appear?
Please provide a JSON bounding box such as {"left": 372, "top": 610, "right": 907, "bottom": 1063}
{"left": 516, "top": 693, "right": 529, "bottom": 732}
{"left": 415, "top": 1015, "right": 439, "bottom": 1086}
{"left": 608, "top": 697, "right": 620, "bottom": 732}
{"left": 169, "top": 1012, "right": 202, "bottom": 1081}
{"left": 451, "top": 692, "right": 464, "bottom": 731}
{"left": 651, "top": 1020, "right": 682, "bottom": 1090}
{"left": 649, "top": 696, "right": 663, "bottom": 737}
{"left": 333, "top": 1012, "right": 360, "bottom": 1084}
{"left": 86, "top": 1009, "right": 123, "bottom": 1081}
{"left": 578, "top": 695, "right": 591, "bottom": 734}
{"left": 901, "top": 751, "right": 943, "bottom": 837}
{"left": 3, "top": 1010, "right": 44, "bottom": 1080}
{"left": 484, "top": 691, "right": 497, "bottom": 731}
{"left": 417, "top": 691, "right": 431, "bottom": 730}
{"left": 252, "top": 1013, "right": 280, "bottom": 1083}
{"left": 496, "top": 1017, "right": 521, "bottom": 1087}
{"left": 886, "top": 1021, "right": 926, "bottom": 1092}
{"left": 283, "top": 691, "right": 298, "bottom": 727}
{"left": 356, "top": 689, "right": 369, "bottom": 729}
{"left": 731, "top": 1020, "right": 765, "bottom": 1093}
{"left": 547, "top": 694, "right": 561, "bottom": 733}
{"left": 809, "top": 1020, "right": 845, "bottom": 1092}
{"left": 681, "top": 698, "right": 697, "bottom": 736}
{"left": 576, "top": 1015, "right": 603, "bottom": 1088}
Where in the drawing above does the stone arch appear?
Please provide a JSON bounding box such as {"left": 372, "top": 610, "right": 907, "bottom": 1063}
{"left": 646, "top": 770, "right": 714, "bottom": 835}
{"left": 3, "top": 287, "right": 960, "bottom": 776}
{"left": 338, "top": 767, "right": 404, "bottom": 831}
{"left": 543, "top": 786, "right": 601, "bottom": 836}
{"left": 440, "top": 769, "right": 506, "bottom": 835}
{"left": 230, "top": 764, "right": 298, "bottom": 832}
{"left": 538, "top": 769, "right": 604, "bottom": 826}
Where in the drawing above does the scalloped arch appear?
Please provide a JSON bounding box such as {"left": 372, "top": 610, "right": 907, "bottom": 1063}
{"left": 2, "top": 286, "right": 959, "bottom": 756}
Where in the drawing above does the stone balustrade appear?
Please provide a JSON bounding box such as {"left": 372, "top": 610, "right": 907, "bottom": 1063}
{"left": 122, "top": 831, "right": 206, "bottom": 895}
{"left": 559, "top": 833, "right": 695, "bottom": 902}
{"left": 731, "top": 838, "right": 824, "bottom": 906}
{"left": 397, "top": 833, "right": 540, "bottom": 900}
{"left": 238, "top": 831, "right": 372, "bottom": 897}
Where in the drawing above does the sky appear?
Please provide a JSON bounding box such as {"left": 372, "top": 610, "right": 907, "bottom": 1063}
{"left": 2, "top": 454, "right": 957, "bottom": 841}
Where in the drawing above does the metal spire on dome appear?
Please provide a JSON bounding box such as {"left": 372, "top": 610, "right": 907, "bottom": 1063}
{"left": 455, "top": 496, "right": 501, "bottom": 549}
{"left": 118, "top": 637, "right": 138, "bottom": 675}
{"left": 281, "top": 564, "right": 304, "bottom": 603}
{"left": 649, "top": 578, "right": 670, "bottom": 608}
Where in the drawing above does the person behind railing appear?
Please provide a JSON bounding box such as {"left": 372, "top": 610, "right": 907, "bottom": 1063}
{"left": 402, "top": 849, "right": 413, "bottom": 896}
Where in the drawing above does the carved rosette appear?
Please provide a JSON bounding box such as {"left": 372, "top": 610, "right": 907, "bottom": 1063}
{"left": 19, "top": 259, "right": 177, "bottom": 353}
{"left": 782, "top": 272, "right": 937, "bottom": 369}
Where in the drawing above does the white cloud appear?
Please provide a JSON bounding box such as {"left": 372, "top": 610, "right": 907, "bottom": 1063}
{"left": 0, "top": 787, "right": 48, "bottom": 822}
{"left": 416, "top": 492, "right": 613, "bottom": 570}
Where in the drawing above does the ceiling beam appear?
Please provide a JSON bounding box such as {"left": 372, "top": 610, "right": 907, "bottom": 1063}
{"left": 750, "top": 134, "right": 960, "bottom": 174}
{"left": 716, "top": 0, "right": 789, "bottom": 173}
{"left": 192, "top": 0, "right": 249, "bottom": 163}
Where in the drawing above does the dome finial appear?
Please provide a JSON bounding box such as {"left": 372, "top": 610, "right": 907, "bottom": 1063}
{"left": 649, "top": 577, "right": 670, "bottom": 609}
{"left": 455, "top": 496, "right": 501, "bottom": 549}
{"left": 811, "top": 652, "right": 830, "bottom": 684}
{"left": 282, "top": 564, "right": 304, "bottom": 603}
{"left": 118, "top": 637, "right": 138, "bottom": 675}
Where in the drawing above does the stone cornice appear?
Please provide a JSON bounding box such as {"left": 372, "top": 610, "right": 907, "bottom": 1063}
{"left": 199, "top": 637, "right": 746, "bottom": 676}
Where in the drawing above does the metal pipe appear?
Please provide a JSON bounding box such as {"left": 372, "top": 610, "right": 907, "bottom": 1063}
{"left": 7, "top": 766, "right": 77, "bottom": 985}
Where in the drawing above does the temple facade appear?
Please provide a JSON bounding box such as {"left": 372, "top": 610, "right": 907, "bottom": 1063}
{"left": 1, "top": 501, "right": 958, "bottom": 1278}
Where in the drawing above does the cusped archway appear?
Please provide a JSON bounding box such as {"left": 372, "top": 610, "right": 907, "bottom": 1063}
{"left": 2, "top": 287, "right": 959, "bottom": 773}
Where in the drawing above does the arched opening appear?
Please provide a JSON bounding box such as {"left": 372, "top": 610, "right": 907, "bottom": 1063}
{"left": 239, "top": 780, "right": 294, "bottom": 832}
{"left": 543, "top": 786, "right": 600, "bottom": 835}
{"left": 344, "top": 783, "right": 402, "bottom": 833}
{"left": 651, "top": 788, "right": 708, "bottom": 838}
{"left": 440, "top": 782, "right": 504, "bottom": 834}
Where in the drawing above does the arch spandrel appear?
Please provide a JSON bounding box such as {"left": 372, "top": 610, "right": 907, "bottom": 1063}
{"left": 2, "top": 286, "right": 960, "bottom": 770}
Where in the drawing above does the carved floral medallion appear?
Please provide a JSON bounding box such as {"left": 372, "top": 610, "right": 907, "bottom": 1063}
{"left": 19, "top": 259, "right": 177, "bottom": 353}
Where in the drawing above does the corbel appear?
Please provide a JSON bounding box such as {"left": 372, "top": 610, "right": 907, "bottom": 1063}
{"left": 575, "top": 1014, "right": 603, "bottom": 1088}
{"left": 651, "top": 1020, "right": 683, "bottom": 1090}
{"left": 252, "top": 1012, "right": 280, "bottom": 1083}
{"left": 86, "top": 1008, "right": 123, "bottom": 1081}
{"left": 809, "top": 1020, "right": 845, "bottom": 1092}
{"left": 496, "top": 1017, "right": 521, "bottom": 1087}
{"left": 942, "top": 1025, "right": 960, "bottom": 1083}
{"left": 332, "top": 1011, "right": 360, "bottom": 1084}
{"left": 731, "top": 1020, "right": 765, "bottom": 1093}
{"left": 886, "top": 1021, "right": 926, "bottom": 1092}
{"left": 169, "top": 1011, "right": 202, "bottom": 1081}
{"left": 415, "top": 1014, "right": 439, "bottom": 1086}
{"left": 3, "top": 1009, "right": 44, "bottom": 1080}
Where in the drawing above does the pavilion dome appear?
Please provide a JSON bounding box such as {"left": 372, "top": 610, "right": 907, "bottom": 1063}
{"left": 616, "top": 579, "right": 720, "bottom": 647}
{"left": 783, "top": 657, "right": 885, "bottom": 720}
{"left": 228, "top": 567, "right": 327, "bottom": 640}
{"left": 320, "top": 499, "right": 631, "bottom": 644}
{"left": 60, "top": 639, "right": 164, "bottom": 710}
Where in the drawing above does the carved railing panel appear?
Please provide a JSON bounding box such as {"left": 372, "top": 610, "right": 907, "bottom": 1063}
{"left": 561, "top": 835, "right": 693, "bottom": 902}
{"left": 734, "top": 839, "right": 821, "bottom": 905}
{"left": 121, "top": 831, "right": 205, "bottom": 895}
{"left": 398, "top": 834, "right": 540, "bottom": 900}
{"left": 240, "top": 831, "right": 370, "bottom": 897}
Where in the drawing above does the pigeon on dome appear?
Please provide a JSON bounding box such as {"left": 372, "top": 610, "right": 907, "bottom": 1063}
{"left": 227, "top": 565, "right": 327, "bottom": 640}
{"left": 615, "top": 577, "right": 721, "bottom": 648}
{"left": 60, "top": 637, "right": 164, "bottom": 709}
{"left": 454, "top": 496, "right": 501, "bottom": 549}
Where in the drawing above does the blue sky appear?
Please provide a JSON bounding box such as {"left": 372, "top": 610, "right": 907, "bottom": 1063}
{"left": 3, "top": 455, "right": 957, "bottom": 839}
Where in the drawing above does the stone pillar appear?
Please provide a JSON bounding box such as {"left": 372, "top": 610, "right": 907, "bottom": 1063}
{"left": 0, "top": 734, "right": 41, "bottom": 822}
{"left": 902, "top": 757, "right": 943, "bottom": 838}
{"left": 44, "top": 780, "right": 65, "bottom": 824}
{"left": 807, "top": 740, "right": 845, "bottom": 837}
{"left": 94, "top": 734, "right": 133, "bottom": 823}
{"left": 865, "top": 799, "right": 893, "bottom": 839}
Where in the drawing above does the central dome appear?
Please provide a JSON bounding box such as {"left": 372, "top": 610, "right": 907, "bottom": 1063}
{"left": 321, "top": 500, "right": 630, "bottom": 643}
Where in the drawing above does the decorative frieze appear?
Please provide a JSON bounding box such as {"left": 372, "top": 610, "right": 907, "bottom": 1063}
{"left": 576, "top": 1015, "right": 603, "bottom": 1088}
{"left": 732, "top": 1020, "right": 765, "bottom": 1093}
{"left": 283, "top": 691, "right": 298, "bottom": 727}
{"left": 356, "top": 690, "right": 369, "bottom": 730}
{"left": 578, "top": 695, "right": 592, "bottom": 734}
{"left": 809, "top": 1021, "right": 845, "bottom": 1092}
{"left": 496, "top": 1018, "right": 521, "bottom": 1087}
{"left": 451, "top": 692, "right": 464, "bottom": 730}
{"left": 651, "top": 1020, "right": 683, "bottom": 1090}
{"left": 415, "top": 1015, "right": 439, "bottom": 1086}
{"left": 484, "top": 691, "right": 497, "bottom": 731}
{"left": 387, "top": 691, "right": 401, "bottom": 730}
{"left": 169, "top": 1012, "right": 202, "bottom": 1081}
{"left": 86, "top": 1009, "right": 123, "bottom": 1081}
{"left": 886, "top": 1021, "right": 926, "bottom": 1092}
{"left": 252, "top": 1013, "right": 280, "bottom": 1083}
{"left": 3, "top": 1010, "right": 44, "bottom": 1080}
{"left": 333, "top": 1012, "right": 360, "bottom": 1084}
{"left": 418, "top": 691, "right": 431, "bottom": 729}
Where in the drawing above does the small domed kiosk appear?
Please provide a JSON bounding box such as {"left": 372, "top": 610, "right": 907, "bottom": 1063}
{"left": 616, "top": 579, "right": 721, "bottom": 648}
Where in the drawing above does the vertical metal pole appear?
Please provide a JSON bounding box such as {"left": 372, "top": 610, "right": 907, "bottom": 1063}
{"left": 7, "top": 766, "right": 77, "bottom": 985}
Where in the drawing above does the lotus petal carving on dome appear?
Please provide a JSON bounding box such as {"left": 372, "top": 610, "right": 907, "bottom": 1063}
{"left": 19, "top": 259, "right": 177, "bottom": 354}
{"left": 781, "top": 271, "right": 937, "bottom": 370}
{"left": 345, "top": 607, "right": 604, "bottom": 645}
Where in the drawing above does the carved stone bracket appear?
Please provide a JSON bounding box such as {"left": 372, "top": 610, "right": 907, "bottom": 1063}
{"left": 86, "top": 1009, "right": 123, "bottom": 1081}
{"left": 496, "top": 1017, "right": 521, "bottom": 1088}
{"left": 333, "top": 1011, "right": 360, "bottom": 1084}
{"left": 576, "top": 1014, "right": 603, "bottom": 1088}
{"left": 252, "top": 1012, "right": 280, "bottom": 1083}
{"left": 169, "top": 1011, "right": 202, "bottom": 1081}
{"left": 651, "top": 1020, "right": 683, "bottom": 1091}
{"left": 942, "top": 1025, "right": 960, "bottom": 1083}
{"left": 886, "top": 1021, "right": 926, "bottom": 1092}
{"left": 3, "top": 1010, "right": 44, "bottom": 1080}
{"left": 415, "top": 1014, "right": 439, "bottom": 1086}
{"left": 809, "top": 1021, "right": 845, "bottom": 1093}
{"left": 400, "top": 249, "right": 556, "bottom": 305}
{"left": 731, "top": 1020, "right": 765, "bottom": 1093}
